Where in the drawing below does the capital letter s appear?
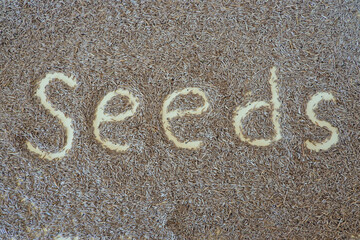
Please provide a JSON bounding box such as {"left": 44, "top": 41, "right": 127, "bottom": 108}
{"left": 26, "top": 73, "right": 77, "bottom": 160}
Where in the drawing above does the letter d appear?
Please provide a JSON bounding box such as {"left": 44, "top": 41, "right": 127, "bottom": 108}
{"left": 233, "top": 67, "right": 281, "bottom": 146}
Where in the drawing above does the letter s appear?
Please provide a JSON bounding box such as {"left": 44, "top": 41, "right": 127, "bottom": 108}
{"left": 26, "top": 72, "right": 77, "bottom": 160}
{"left": 305, "top": 92, "right": 339, "bottom": 151}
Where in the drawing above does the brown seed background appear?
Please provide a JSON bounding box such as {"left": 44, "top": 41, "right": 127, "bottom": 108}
{"left": 1, "top": 1, "right": 359, "bottom": 239}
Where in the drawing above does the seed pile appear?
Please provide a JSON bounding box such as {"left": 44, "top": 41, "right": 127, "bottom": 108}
{"left": 0, "top": 1, "right": 359, "bottom": 239}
